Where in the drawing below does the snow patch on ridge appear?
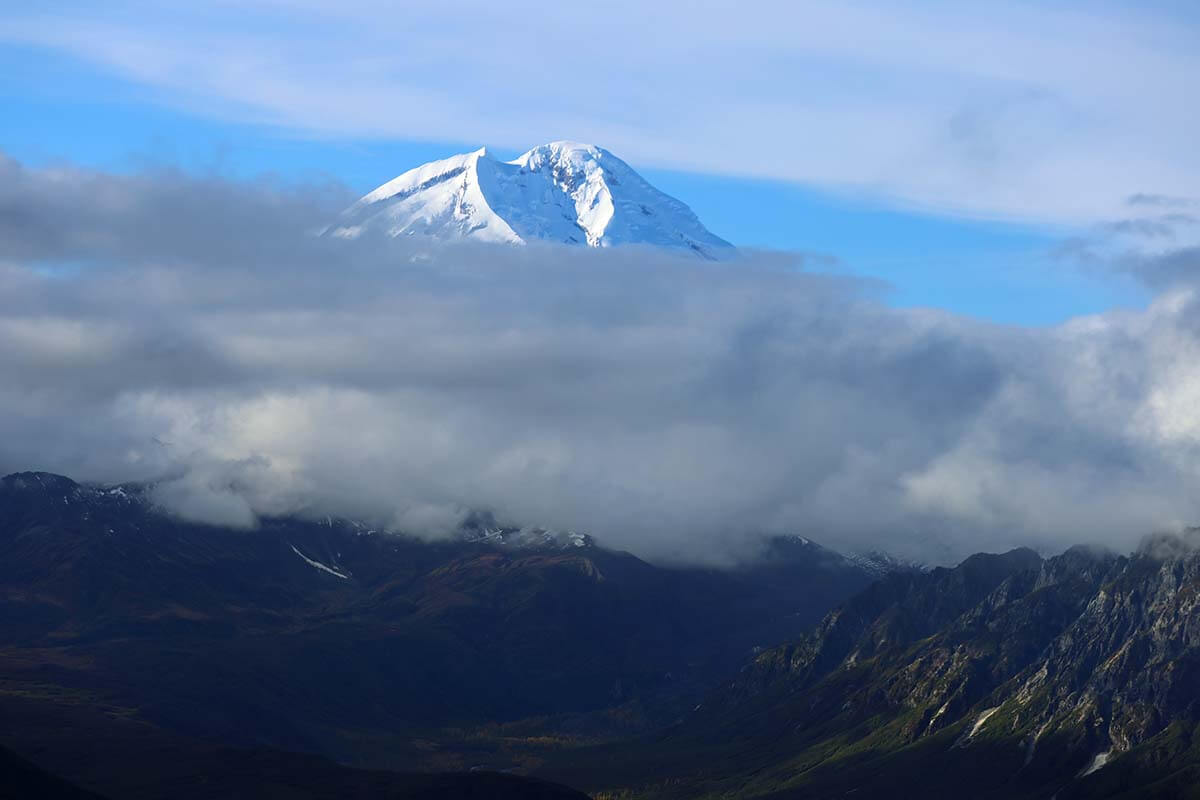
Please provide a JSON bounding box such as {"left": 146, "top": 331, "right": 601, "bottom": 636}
{"left": 954, "top": 706, "right": 1000, "bottom": 748}
{"left": 968, "top": 707, "right": 999, "bottom": 738}
{"left": 1079, "top": 749, "right": 1112, "bottom": 777}
{"left": 290, "top": 544, "right": 349, "bottom": 580}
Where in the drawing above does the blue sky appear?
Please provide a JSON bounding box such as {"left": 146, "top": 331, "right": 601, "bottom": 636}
{"left": 2, "top": 1, "right": 1188, "bottom": 323}
{"left": 4, "top": 2, "right": 1200, "bottom": 558}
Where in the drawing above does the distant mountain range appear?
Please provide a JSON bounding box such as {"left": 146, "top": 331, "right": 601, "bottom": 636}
{"left": 327, "top": 141, "right": 734, "bottom": 258}
{"left": 0, "top": 471, "right": 878, "bottom": 797}
{"left": 8, "top": 470, "right": 1200, "bottom": 798}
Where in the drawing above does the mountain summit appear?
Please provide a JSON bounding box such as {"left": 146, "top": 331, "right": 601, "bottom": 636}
{"left": 330, "top": 141, "right": 734, "bottom": 257}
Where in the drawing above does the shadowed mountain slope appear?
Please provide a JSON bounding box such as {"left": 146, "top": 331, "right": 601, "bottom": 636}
{"left": 0, "top": 471, "right": 874, "bottom": 780}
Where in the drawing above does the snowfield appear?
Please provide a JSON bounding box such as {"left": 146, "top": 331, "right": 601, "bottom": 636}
{"left": 329, "top": 141, "right": 734, "bottom": 258}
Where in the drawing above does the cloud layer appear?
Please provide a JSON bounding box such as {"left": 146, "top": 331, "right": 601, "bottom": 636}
{"left": 3, "top": 1, "right": 1198, "bottom": 224}
{"left": 3, "top": 156, "right": 1200, "bottom": 564}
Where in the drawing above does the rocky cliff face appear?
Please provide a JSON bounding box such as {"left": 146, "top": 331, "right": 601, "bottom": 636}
{"left": 581, "top": 538, "right": 1200, "bottom": 799}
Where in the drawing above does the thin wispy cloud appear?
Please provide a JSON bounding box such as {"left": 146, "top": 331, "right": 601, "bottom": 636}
{"left": 2, "top": 1, "right": 1196, "bottom": 225}
{"left": 4, "top": 156, "right": 1200, "bottom": 564}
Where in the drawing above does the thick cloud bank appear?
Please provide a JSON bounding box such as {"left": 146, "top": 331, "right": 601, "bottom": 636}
{"left": 2, "top": 156, "right": 1200, "bottom": 564}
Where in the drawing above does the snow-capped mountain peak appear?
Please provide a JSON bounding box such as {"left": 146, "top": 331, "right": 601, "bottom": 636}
{"left": 330, "top": 141, "right": 733, "bottom": 257}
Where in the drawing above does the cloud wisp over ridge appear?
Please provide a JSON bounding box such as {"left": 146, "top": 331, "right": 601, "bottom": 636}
{"left": 3, "top": 155, "right": 1200, "bottom": 564}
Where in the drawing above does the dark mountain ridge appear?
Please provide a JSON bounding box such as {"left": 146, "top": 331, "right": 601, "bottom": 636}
{"left": 0, "top": 470, "right": 878, "bottom": 785}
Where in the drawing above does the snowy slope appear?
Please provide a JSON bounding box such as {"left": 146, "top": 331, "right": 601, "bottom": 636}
{"left": 330, "top": 141, "right": 734, "bottom": 258}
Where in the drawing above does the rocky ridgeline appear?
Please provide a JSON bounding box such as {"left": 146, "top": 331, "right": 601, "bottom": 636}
{"left": 680, "top": 535, "right": 1200, "bottom": 796}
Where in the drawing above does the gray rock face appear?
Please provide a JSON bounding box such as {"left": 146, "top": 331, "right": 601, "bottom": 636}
{"left": 674, "top": 537, "right": 1200, "bottom": 797}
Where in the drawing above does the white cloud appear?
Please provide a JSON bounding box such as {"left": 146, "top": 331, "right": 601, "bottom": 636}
{"left": 3, "top": 157, "right": 1200, "bottom": 564}
{"left": 2, "top": 1, "right": 1197, "bottom": 224}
